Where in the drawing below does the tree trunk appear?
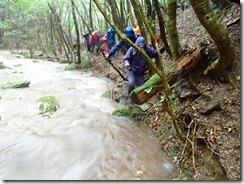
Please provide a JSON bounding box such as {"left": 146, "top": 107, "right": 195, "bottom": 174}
{"left": 127, "top": 0, "right": 137, "bottom": 27}
{"left": 130, "top": 0, "right": 147, "bottom": 41}
{"left": 189, "top": 0, "right": 235, "bottom": 82}
{"left": 166, "top": 0, "right": 181, "bottom": 62}
{"left": 106, "top": 0, "right": 123, "bottom": 30}
{"left": 153, "top": 0, "right": 171, "bottom": 57}
{"left": 48, "top": 3, "right": 70, "bottom": 62}
{"left": 71, "top": 0, "right": 81, "bottom": 67}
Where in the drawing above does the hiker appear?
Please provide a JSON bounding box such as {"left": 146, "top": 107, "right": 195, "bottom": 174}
{"left": 106, "top": 26, "right": 140, "bottom": 59}
{"left": 89, "top": 29, "right": 103, "bottom": 54}
{"left": 123, "top": 36, "right": 165, "bottom": 95}
{"left": 106, "top": 26, "right": 116, "bottom": 50}
{"left": 102, "top": 27, "right": 116, "bottom": 55}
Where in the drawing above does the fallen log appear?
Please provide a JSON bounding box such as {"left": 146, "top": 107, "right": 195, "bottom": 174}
{"left": 130, "top": 45, "right": 208, "bottom": 105}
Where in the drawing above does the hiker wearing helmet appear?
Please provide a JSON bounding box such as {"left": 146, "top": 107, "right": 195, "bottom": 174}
{"left": 123, "top": 36, "right": 165, "bottom": 95}
{"left": 106, "top": 26, "right": 116, "bottom": 50}
{"left": 106, "top": 26, "right": 140, "bottom": 59}
{"left": 103, "top": 26, "right": 116, "bottom": 55}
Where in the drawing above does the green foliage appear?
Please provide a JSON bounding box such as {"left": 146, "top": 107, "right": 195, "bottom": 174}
{"left": 147, "top": 16, "right": 155, "bottom": 31}
{"left": 171, "top": 99, "right": 176, "bottom": 107}
{"left": 0, "top": 21, "right": 10, "bottom": 30}
{"left": 144, "top": 86, "right": 153, "bottom": 94}
{"left": 5, "top": 30, "right": 23, "bottom": 37}
{"left": 168, "top": 145, "right": 176, "bottom": 157}
{"left": 160, "top": 95, "right": 165, "bottom": 103}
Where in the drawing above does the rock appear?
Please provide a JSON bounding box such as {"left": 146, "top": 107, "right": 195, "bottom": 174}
{"left": 112, "top": 105, "right": 146, "bottom": 121}
{"left": 64, "top": 63, "right": 76, "bottom": 71}
{"left": 199, "top": 100, "right": 221, "bottom": 115}
{"left": 0, "top": 62, "right": 7, "bottom": 69}
{"left": 134, "top": 103, "right": 150, "bottom": 112}
{"left": 37, "top": 96, "right": 59, "bottom": 116}
{"left": 2, "top": 80, "right": 31, "bottom": 89}
{"left": 101, "top": 90, "right": 111, "bottom": 98}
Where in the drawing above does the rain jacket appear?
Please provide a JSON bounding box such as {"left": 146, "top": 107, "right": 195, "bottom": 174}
{"left": 89, "top": 30, "right": 101, "bottom": 46}
{"left": 106, "top": 27, "right": 116, "bottom": 49}
{"left": 108, "top": 34, "right": 140, "bottom": 57}
{"left": 123, "top": 36, "right": 165, "bottom": 89}
{"left": 124, "top": 36, "right": 165, "bottom": 75}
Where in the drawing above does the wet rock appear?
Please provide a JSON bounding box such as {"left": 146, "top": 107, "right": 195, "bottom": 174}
{"left": 64, "top": 63, "right": 76, "bottom": 71}
{"left": 0, "top": 62, "right": 7, "bottom": 69}
{"left": 101, "top": 90, "right": 111, "bottom": 98}
{"left": 2, "top": 80, "right": 31, "bottom": 89}
{"left": 112, "top": 105, "right": 146, "bottom": 121}
{"left": 37, "top": 96, "right": 60, "bottom": 116}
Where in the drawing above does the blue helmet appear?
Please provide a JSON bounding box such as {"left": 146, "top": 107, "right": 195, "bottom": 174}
{"left": 108, "top": 26, "right": 115, "bottom": 33}
{"left": 125, "top": 26, "right": 135, "bottom": 38}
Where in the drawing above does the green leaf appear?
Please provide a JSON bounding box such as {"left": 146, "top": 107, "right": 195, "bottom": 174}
{"left": 172, "top": 86, "right": 177, "bottom": 93}
{"left": 171, "top": 99, "right": 176, "bottom": 107}
{"left": 160, "top": 95, "right": 165, "bottom": 102}
{"left": 144, "top": 86, "right": 153, "bottom": 94}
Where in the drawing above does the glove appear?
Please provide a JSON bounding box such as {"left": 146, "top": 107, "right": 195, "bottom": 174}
{"left": 124, "top": 63, "right": 130, "bottom": 69}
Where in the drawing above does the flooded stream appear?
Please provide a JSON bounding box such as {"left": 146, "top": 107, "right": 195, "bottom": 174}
{"left": 0, "top": 50, "right": 175, "bottom": 180}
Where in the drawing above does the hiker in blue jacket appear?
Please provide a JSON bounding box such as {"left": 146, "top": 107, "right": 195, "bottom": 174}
{"left": 106, "top": 26, "right": 116, "bottom": 50}
{"left": 106, "top": 26, "right": 140, "bottom": 59}
{"left": 123, "top": 36, "right": 165, "bottom": 95}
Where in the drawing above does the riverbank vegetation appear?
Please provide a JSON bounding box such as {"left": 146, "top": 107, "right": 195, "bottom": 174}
{"left": 0, "top": 0, "right": 240, "bottom": 180}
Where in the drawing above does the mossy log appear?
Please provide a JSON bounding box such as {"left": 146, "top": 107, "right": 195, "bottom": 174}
{"left": 131, "top": 45, "right": 207, "bottom": 105}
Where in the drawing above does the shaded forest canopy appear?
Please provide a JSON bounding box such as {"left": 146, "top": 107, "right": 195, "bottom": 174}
{"left": 0, "top": 0, "right": 240, "bottom": 180}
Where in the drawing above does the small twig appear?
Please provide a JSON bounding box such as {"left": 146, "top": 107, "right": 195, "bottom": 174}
{"left": 192, "top": 120, "right": 197, "bottom": 172}
{"left": 204, "top": 139, "right": 220, "bottom": 156}
{"left": 181, "top": 120, "right": 194, "bottom": 156}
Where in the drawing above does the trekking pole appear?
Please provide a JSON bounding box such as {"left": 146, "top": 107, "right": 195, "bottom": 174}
{"left": 100, "top": 52, "right": 128, "bottom": 81}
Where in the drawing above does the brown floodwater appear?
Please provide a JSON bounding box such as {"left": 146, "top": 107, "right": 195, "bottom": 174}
{"left": 0, "top": 50, "right": 176, "bottom": 180}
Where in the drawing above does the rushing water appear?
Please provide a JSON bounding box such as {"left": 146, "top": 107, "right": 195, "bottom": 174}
{"left": 0, "top": 50, "right": 175, "bottom": 180}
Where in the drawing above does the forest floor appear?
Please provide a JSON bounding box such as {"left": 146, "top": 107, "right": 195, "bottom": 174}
{"left": 86, "top": 3, "right": 241, "bottom": 180}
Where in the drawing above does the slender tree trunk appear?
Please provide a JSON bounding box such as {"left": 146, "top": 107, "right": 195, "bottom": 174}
{"left": 89, "top": 0, "right": 93, "bottom": 30}
{"left": 189, "top": 0, "right": 235, "bottom": 81}
{"left": 106, "top": 0, "right": 124, "bottom": 31}
{"left": 71, "top": 0, "right": 81, "bottom": 67}
{"left": 153, "top": 0, "right": 171, "bottom": 57}
{"left": 130, "top": 0, "right": 147, "bottom": 41}
{"left": 166, "top": 0, "right": 181, "bottom": 62}
{"left": 127, "top": 0, "right": 137, "bottom": 27}
{"left": 48, "top": 3, "right": 70, "bottom": 62}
